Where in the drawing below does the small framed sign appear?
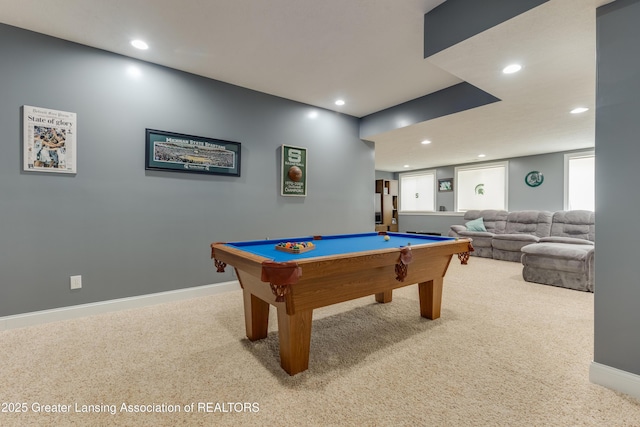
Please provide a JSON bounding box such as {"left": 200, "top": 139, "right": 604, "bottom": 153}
{"left": 281, "top": 145, "right": 307, "bottom": 196}
{"left": 145, "top": 129, "right": 241, "bottom": 176}
{"left": 438, "top": 178, "right": 453, "bottom": 192}
{"left": 525, "top": 171, "right": 544, "bottom": 187}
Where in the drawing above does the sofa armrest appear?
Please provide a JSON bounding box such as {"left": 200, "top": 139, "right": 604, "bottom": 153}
{"left": 539, "top": 236, "right": 594, "bottom": 245}
{"left": 450, "top": 225, "right": 467, "bottom": 234}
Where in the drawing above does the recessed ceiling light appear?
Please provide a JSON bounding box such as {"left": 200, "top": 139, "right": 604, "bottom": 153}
{"left": 334, "top": 99, "right": 345, "bottom": 106}
{"left": 421, "top": 140, "right": 432, "bottom": 145}
{"left": 478, "top": 154, "right": 486, "bottom": 158}
{"left": 403, "top": 164, "right": 410, "bottom": 168}
{"left": 131, "top": 39, "right": 149, "bottom": 50}
{"left": 502, "top": 64, "right": 522, "bottom": 74}
{"left": 570, "top": 107, "right": 589, "bottom": 114}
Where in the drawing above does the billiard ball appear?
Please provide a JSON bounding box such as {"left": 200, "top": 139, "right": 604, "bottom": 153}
{"left": 288, "top": 166, "right": 303, "bottom": 182}
{"left": 384, "top": 235, "right": 390, "bottom": 241}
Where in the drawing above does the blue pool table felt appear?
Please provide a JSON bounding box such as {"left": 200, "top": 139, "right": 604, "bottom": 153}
{"left": 225, "top": 232, "right": 455, "bottom": 262}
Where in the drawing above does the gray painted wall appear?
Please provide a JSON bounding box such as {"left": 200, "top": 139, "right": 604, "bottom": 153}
{"left": 507, "top": 151, "right": 566, "bottom": 211}
{"left": 374, "top": 171, "right": 395, "bottom": 182}
{"left": 398, "top": 214, "right": 463, "bottom": 237}
{"left": 594, "top": 0, "right": 640, "bottom": 376}
{"left": 395, "top": 150, "right": 583, "bottom": 236}
{"left": 0, "top": 24, "right": 374, "bottom": 317}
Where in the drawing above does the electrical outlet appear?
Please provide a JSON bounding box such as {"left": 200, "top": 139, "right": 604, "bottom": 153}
{"left": 70, "top": 275, "right": 82, "bottom": 290}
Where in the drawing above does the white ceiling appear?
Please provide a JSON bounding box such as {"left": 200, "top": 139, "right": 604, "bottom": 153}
{"left": 0, "top": 0, "right": 612, "bottom": 172}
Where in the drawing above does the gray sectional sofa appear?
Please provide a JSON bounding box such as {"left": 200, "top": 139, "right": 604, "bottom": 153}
{"left": 448, "top": 209, "right": 595, "bottom": 292}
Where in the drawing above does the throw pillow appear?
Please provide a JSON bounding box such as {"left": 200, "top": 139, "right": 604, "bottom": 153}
{"left": 465, "top": 217, "right": 487, "bottom": 232}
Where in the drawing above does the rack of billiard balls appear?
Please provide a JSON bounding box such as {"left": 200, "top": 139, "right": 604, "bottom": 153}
{"left": 275, "top": 241, "right": 316, "bottom": 254}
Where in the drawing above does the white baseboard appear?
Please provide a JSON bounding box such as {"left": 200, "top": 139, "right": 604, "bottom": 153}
{"left": 0, "top": 281, "right": 240, "bottom": 331}
{"left": 590, "top": 361, "right": 640, "bottom": 400}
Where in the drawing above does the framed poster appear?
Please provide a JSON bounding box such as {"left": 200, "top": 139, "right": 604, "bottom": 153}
{"left": 438, "top": 178, "right": 453, "bottom": 192}
{"left": 281, "top": 144, "right": 307, "bottom": 196}
{"left": 145, "top": 129, "right": 241, "bottom": 176}
{"left": 23, "top": 105, "right": 77, "bottom": 174}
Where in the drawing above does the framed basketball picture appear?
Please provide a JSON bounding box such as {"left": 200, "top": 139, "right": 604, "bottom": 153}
{"left": 281, "top": 144, "right": 307, "bottom": 196}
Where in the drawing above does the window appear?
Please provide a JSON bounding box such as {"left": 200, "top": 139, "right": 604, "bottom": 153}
{"left": 565, "top": 151, "right": 594, "bottom": 211}
{"left": 399, "top": 170, "right": 435, "bottom": 212}
{"left": 455, "top": 161, "right": 508, "bottom": 212}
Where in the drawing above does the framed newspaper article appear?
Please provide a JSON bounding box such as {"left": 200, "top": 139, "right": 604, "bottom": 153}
{"left": 145, "top": 129, "right": 241, "bottom": 177}
{"left": 23, "top": 105, "right": 77, "bottom": 174}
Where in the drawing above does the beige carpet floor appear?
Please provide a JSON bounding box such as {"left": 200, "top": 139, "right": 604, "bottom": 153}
{"left": 1, "top": 256, "right": 639, "bottom": 426}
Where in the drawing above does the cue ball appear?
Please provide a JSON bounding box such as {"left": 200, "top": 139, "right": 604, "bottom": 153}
{"left": 384, "top": 235, "right": 390, "bottom": 241}
{"left": 288, "top": 166, "right": 303, "bottom": 182}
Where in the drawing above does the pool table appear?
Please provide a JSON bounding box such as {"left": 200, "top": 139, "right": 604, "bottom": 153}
{"left": 211, "top": 232, "right": 473, "bottom": 375}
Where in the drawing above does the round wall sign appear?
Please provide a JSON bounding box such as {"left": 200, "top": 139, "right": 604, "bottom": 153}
{"left": 525, "top": 171, "right": 544, "bottom": 187}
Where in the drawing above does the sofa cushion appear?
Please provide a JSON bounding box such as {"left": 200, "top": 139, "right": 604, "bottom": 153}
{"left": 503, "top": 210, "right": 553, "bottom": 237}
{"left": 549, "top": 210, "right": 595, "bottom": 242}
{"left": 462, "top": 210, "right": 508, "bottom": 234}
{"left": 521, "top": 242, "right": 594, "bottom": 261}
{"left": 539, "top": 236, "right": 594, "bottom": 246}
{"left": 492, "top": 234, "right": 540, "bottom": 251}
{"left": 465, "top": 217, "right": 487, "bottom": 232}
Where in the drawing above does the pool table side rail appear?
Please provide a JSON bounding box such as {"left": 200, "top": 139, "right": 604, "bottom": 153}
{"left": 211, "top": 238, "right": 472, "bottom": 283}
{"left": 289, "top": 238, "right": 471, "bottom": 279}
{"left": 211, "top": 243, "right": 268, "bottom": 279}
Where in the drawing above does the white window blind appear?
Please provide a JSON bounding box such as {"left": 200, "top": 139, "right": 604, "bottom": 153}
{"left": 455, "top": 162, "right": 508, "bottom": 212}
{"left": 399, "top": 171, "right": 435, "bottom": 212}
{"left": 565, "top": 151, "right": 595, "bottom": 211}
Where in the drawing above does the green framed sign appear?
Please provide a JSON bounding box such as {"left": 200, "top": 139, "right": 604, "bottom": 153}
{"left": 145, "top": 129, "right": 241, "bottom": 176}
{"left": 281, "top": 144, "right": 307, "bottom": 196}
{"left": 525, "top": 171, "right": 544, "bottom": 187}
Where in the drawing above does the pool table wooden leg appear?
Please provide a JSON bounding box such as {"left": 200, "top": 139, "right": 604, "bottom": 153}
{"left": 375, "top": 290, "right": 393, "bottom": 303}
{"left": 418, "top": 277, "right": 443, "bottom": 320}
{"left": 277, "top": 308, "right": 313, "bottom": 375}
{"left": 243, "top": 290, "right": 270, "bottom": 341}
